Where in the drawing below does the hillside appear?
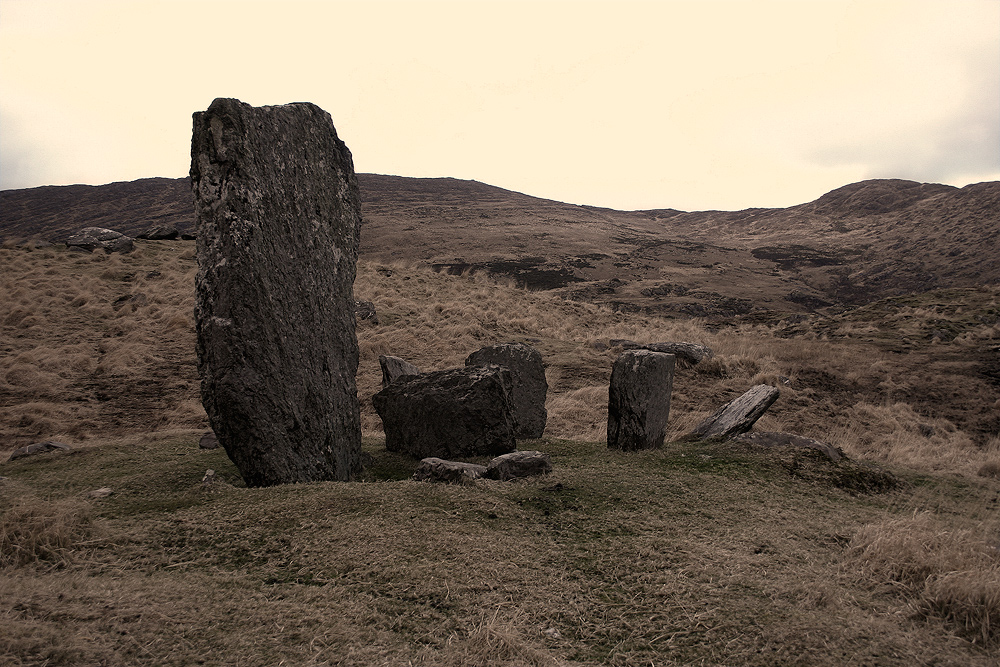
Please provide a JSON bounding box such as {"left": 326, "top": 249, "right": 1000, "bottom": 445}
{"left": 2, "top": 238, "right": 1000, "bottom": 665}
{"left": 2, "top": 175, "right": 998, "bottom": 318}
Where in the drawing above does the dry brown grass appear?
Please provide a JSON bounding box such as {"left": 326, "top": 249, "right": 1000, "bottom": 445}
{"left": 0, "top": 480, "right": 95, "bottom": 568}
{"left": 0, "top": 242, "right": 204, "bottom": 447}
{"left": 848, "top": 510, "right": 1000, "bottom": 646}
{"left": 3, "top": 242, "right": 998, "bottom": 479}
{"left": 3, "top": 432, "right": 999, "bottom": 666}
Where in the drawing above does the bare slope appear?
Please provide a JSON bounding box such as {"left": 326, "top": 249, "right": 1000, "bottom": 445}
{"left": 2, "top": 175, "right": 998, "bottom": 316}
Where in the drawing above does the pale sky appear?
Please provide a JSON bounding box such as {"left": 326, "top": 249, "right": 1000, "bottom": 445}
{"left": 1, "top": 0, "right": 998, "bottom": 211}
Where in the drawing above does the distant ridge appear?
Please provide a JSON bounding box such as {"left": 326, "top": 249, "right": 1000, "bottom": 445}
{"left": 2, "top": 174, "right": 997, "bottom": 313}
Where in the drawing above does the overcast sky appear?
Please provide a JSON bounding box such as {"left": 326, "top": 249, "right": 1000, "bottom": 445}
{"left": 1, "top": 0, "right": 998, "bottom": 211}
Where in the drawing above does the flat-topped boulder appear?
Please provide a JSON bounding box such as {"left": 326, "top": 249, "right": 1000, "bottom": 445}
{"left": 8, "top": 440, "right": 71, "bottom": 462}
{"left": 65, "top": 227, "right": 134, "bottom": 253}
{"left": 610, "top": 340, "right": 714, "bottom": 364}
{"left": 191, "top": 98, "right": 362, "bottom": 486}
{"left": 732, "top": 431, "right": 844, "bottom": 462}
{"left": 413, "top": 458, "right": 487, "bottom": 484}
{"left": 372, "top": 364, "right": 516, "bottom": 459}
{"left": 466, "top": 343, "right": 547, "bottom": 439}
{"left": 484, "top": 450, "right": 553, "bottom": 480}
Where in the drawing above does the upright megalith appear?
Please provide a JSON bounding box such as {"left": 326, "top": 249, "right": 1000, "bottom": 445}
{"left": 191, "top": 98, "right": 362, "bottom": 487}
{"left": 607, "top": 350, "right": 675, "bottom": 451}
{"left": 465, "top": 343, "right": 548, "bottom": 439}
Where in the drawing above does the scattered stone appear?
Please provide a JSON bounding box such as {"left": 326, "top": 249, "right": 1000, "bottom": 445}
{"left": 732, "top": 431, "right": 844, "bottom": 462}
{"left": 607, "top": 350, "right": 675, "bottom": 451}
{"left": 198, "top": 431, "right": 219, "bottom": 450}
{"left": 65, "top": 227, "right": 135, "bottom": 253}
{"left": 201, "top": 469, "right": 217, "bottom": 486}
{"left": 111, "top": 292, "right": 149, "bottom": 311}
{"left": 354, "top": 299, "right": 379, "bottom": 324}
{"left": 379, "top": 355, "right": 421, "bottom": 388}
{"left": 977, "top": 462, "right": 1000, "bottom": 479}
{"left": 412, "top": 458, "right": 487, "bottom": 484}
{"left": 373, "top": 365, "right": 516, "bottom": 459}
{"left": 137, "top": 224, "right": 179, "bottom": 240}
{"left": 687, "top": 384, "right": 780, "bottom": 440}
{"left": 87, "top": 487, "right": 113, "bottom": 499}
{"left": 485, "top": 450, "right": 553, "bottom": 481}
{"left": 466, "top": 343, "right": 548, "bottom": 439}
{"left": 610, "top": 339, "right": 714, "bottom": 364}
{"left": 191, "top": 98, "right": 363, "bottom": 486}
{"left": 8, "top": 440, "right": 71, "bottom": 462}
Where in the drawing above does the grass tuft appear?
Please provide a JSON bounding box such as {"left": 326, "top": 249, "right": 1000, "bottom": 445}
{"left": 0, "top": 480, "right": 95, "bottom": 568}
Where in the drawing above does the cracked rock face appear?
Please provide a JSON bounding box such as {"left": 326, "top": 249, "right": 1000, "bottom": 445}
{"left": 372, "top": 365, "right": 516, "bottom": 459}
{"left": 607, "top": 350, "right": 675, "bottom": 451}
{"left": 465, "top": 343, "right": 548, "bottom": 439}
{"left": 191, "top": 98, "right": 362, "bottom": 487}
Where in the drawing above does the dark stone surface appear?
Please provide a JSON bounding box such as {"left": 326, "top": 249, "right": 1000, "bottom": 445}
{"left": 610, "top": 340, "right": 714, "bottom": 364}
{"left": 8, "top": 440, "right": 71, "bottom": 462}
{"left": 198, "top": 431, "right": 219, "bottom": 450}
{"left": 372, "top": 365, "right": 516, "bottom": 459}
{"left": 607, "top": 350, "right": 675, "bottom": 451}
{"left": 65, "top": 227, "right": 134, "bottom": 253}
{"left": 191, "top": 98, "right": 362, "bottom": 487}
{"left": 378, "top": 355, "right": 421, "bottom": 388}
{"left": 412, "top": 458, "right": 487, "bottom": 484}
{"left": 688, "top": 384, "right": 780, "bottom": 440}
{"left": 732, "top": 431, "right": 844, "bottom": 462}
{"left": 137, "top": 224, "right": 179, "bottom": 240}
{"left": 485, "top": 450, "right": 553, "bottom": 480}
{"left": 465, "top": 343, "right": 547, "bottom": 439}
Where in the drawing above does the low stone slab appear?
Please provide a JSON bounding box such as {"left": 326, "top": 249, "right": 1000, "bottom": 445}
{"left": 198, "top": 431, "right": 219, "bottom": 450}
{"left": 611, "top": 340, "right": 714, "bottom": 365}
{"left": 688, "top": 384, "right": 780, "bottom": 440}
{"left": 413, "top": 458, "right": 487, "bottom": 484}
{"left": 137, "top": 224, "right": 179, "bottom": 240}
{"left": 466, "top": 343, "right": 548, "bottom": 439}
{"left": 372, "top": 364, "right": 516, "bottom": 459}
{"left": 8, "top": 440, "right": 71, "bottom": 462}
{"left": 66, "top": 227, "right": 134, "bottom": 253}
{"left": 379, "top": 355, "right": 421, "bottom": 388}
{"left": 608, "top": 350, "right": 675, "bottom": 451}
{"left": 732, "top": 431, "right": 844, "bottom": 462}
{"left": 485, "top": 450, "right": 553, "bottom": 481}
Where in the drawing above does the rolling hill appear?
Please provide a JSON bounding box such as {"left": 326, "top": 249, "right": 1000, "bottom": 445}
{"left": 2, "top": 175, "right": 998, "bottom": 319}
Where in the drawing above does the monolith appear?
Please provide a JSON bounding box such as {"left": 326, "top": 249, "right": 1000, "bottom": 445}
{"left": 191, "top": 98, "right": 362, "bottom": 486}
{"left": 607, "top": 350, "right": 675, "bottom": 451}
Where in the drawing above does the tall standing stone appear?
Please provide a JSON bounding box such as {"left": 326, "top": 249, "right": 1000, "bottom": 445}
{"left": 191, "top": 98, "right": 362, "bottom": 486}
{"left": 607, "top": 350, "right": 675, "bottom": 451}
